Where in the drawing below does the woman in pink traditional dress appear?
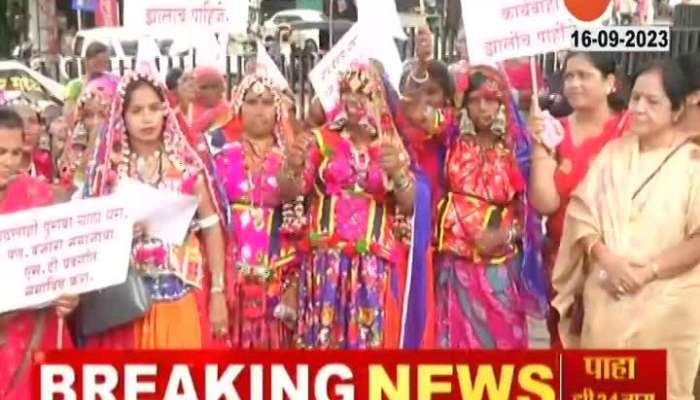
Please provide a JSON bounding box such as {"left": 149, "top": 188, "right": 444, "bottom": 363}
{"left": 81, "top": 70, "right": 229, "bottom": 349}
{"left": 213, "top": 74, "right": 302, "bottom": 349}
{"left": 279, "top": 63, "right": 419, "bottom": 349}
{"left": 58, "top": 74, "right": 118, "bottom": 191}
{"left": 0, "top": 107, "right": 78, "bottom": 400}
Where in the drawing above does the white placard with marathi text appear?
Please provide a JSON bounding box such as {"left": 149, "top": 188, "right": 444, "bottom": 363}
{"left": 123, "top": 0, "right": 248, "bottom": 35}
{"left": 255, "top": 40, "right": 289, "bottom": 91}
{"left": 461, "top": 0, "right": 576, "bottom": 64}
{"left": 308, "top": 24, "right": 367, "bottom": 114}
{"left": 0, "top": 195, "right": 133, "bottom": 313}
{"left": 115, "top": 177, "right": 199, "bottom": 245}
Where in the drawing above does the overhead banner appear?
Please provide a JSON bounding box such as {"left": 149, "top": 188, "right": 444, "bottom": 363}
{"left": 461, "top": 0, "right": 576, "bottom": 64}
{"left": 123, "top": 0, "right": 249, "bottom": 35}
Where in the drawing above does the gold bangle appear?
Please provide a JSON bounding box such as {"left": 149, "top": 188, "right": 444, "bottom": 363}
{"left": 397, "top": 178, "right": 414, "bottom": 193}
{"left": 394, "top": 172, "right": 413, "bottom": 192}
{"left": 210, "top": 286, "right": 225, "bottom": 294}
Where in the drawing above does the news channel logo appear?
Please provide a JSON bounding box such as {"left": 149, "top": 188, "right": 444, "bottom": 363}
{"left": 564, "top": 0, "right": 614, "bottom": 22}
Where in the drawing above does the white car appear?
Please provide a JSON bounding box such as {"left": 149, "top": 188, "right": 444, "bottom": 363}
{"left": 0, "top": 60, "right": 66, "bottom": 102}
{"left": 63, "top": 27, "right": 250, "bottom": 81}
{"left": 263, "top": 9, "right": 327, "bottom": 52}
{"left": 63, "top": 27, "right": 173, "bottom": 79}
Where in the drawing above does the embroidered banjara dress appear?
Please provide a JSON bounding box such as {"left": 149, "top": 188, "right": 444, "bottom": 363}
{"left": 83, "top": 71, "right": 227, "bottom": 350}
{"left": 432, "top": 65, "right": 549, "bottom": 350}
{"left": 214, "top": 141, "right": 299, "bottom": 348}
{"left": 435, "top": 136, "right": 528, "bottom": 349}
{"left": 86, "top": 157, "right": 213, "bottom": 349}
{"left": 295, "top": 127, "right": 410, "bottom": 349}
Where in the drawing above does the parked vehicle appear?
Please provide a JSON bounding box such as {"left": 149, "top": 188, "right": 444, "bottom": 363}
{"left": 60, "top": 27, "right": 254, "bottom": 81}
{"left": 263, "top": 9, "right": 326, "bottom": 53}
{"left": 0, "top": 60, "right": 65, "bottom": 103}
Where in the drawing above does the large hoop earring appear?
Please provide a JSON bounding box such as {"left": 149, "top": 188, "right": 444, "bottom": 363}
{"left": 459, "top": 112, "right": 476, "bottom": 136}
{"left": 492, "top": 105, "right": 507, "bottom": 137}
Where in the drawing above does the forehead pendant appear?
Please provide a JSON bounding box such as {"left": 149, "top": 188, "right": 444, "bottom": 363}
{"left": 251, "top": 81, "right": 266, "bottom": 95}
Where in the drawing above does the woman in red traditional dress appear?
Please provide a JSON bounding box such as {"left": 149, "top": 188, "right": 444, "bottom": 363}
{"left": 0, "top": 107, "right": 77, "bottom": 400}
{"left": 431, "top": 65, "right": 546, "bottom": 349}
{"left": 399, "top": 25, "right": 455, "bottom": 213}
{"left": 10, "top": 102, "right": 54, "bottom": 181}
{"left": 528, "top": 52, "right": 630, "bottom": 347}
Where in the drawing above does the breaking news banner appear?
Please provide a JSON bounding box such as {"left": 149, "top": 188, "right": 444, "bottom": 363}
{"left": 33, "top": 350, "right": 665, "bottom": 399}
{"left": 570, "top": 26, "right": 671, "bottom": 52}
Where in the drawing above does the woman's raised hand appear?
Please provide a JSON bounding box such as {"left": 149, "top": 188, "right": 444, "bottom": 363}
{"left": 133, "top": 222, "right": 149, "bottom": 239}
{"left": 285, "top": 133, "right": 313, "bottom": 173}
{"left": 528, "top": 94, "right": 546, "bottom": 144}
{"left": 53, "top": 294, "right": 79, "bottom": 317}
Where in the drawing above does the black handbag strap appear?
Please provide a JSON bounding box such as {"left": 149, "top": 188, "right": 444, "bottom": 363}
{"left": 632, "top": 138, "right": 690, "bottom": 201}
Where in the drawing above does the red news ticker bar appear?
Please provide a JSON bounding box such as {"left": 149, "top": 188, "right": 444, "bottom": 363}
{"left": 32, "top": 350, "right": 665, "bottom": 400}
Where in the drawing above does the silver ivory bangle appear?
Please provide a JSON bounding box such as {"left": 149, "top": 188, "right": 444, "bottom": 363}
{"left": 198, "top": 214, "right": 220, "bottom": 230}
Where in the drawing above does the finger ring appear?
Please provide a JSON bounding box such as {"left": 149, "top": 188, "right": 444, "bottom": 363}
{"left": 598, "top": 270, "right": 608, "bottom": 281}
{"left": 617, "top": 285, "right": 626, "bottom": 294}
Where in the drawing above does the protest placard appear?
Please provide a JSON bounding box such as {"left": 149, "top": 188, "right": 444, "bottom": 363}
{"left": 308, "top": 24, "right": 366, "bottom": 114}
{"left": 123, "top": 0, "right": 247, "bottom": 35}
{"left": 309, "top": 17, "right": 403, "bottom": 115}
{"left": 356, "top": 0, "right": 406, "bottom": 41}
{"left": 115, "top": 177, "right": 199, "bottom": 245}
{"left": 255, "top": 40, "right": 290, "bottom": 91}
{"left": 461, "top": 0, "right": 576, "bottom": 65}
{"left": 0, "top": 195, "right": 133, "bottom": 313}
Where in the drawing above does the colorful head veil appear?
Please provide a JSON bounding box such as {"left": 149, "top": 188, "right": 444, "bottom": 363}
{"left": 456, "top": 64, "right": 549, "bottom": 317}
{"left": 58, "top": 74, "right": 118, "bottom": 184}
{"left": 329, "top": 62, "right": 387, "bottom": 136}
{"left": 230, "top": 73, "right": 295, "bottom": 148}
{"left": 84, "top": 69, "right": 228, "bottom": 228}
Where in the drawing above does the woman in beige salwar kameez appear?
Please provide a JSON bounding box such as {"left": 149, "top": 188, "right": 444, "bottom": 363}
{"left": 552, "top": 61, "right": 700, "bottom": 400}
